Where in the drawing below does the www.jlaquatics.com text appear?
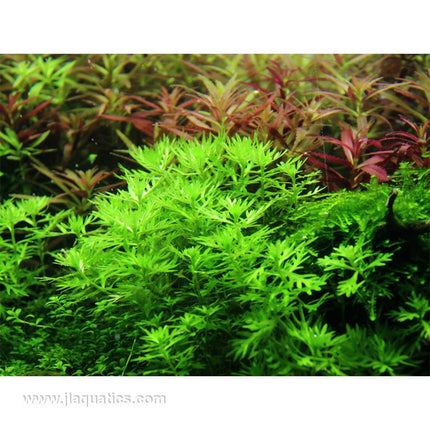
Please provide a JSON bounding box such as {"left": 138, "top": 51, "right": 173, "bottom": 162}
{"left": 22, "top": 392, "right": 167, "bottom": 407}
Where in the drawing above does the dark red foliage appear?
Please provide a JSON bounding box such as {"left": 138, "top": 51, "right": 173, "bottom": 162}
{"left": 100, "top": 88, "right": 200, "bottom": 141}
{"left": 0, "top": 92, "right": 52, "bottom": 129}
{"left": 306, "top": 124, "right": 395, "bottom": 190}
{"left": 380, "top": 115, "right": 430, "bottom": 167}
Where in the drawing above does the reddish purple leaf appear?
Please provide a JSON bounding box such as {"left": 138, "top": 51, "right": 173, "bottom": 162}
{"left": 100, "top": 114, "right": 129, "bottom": 123}
{"left": 19, "top": 99, "right": 52, "bottom": 123}
{"left": 359, "top": 164, "right": 389, "bottom": 181}
{"left": 129, "top": 118, "right": 154, "bottom": 135}
{"left": 308, "top": 151, "right": 352, "bottom": 168}
{"left": 358, "top": 155, "right": 386, "bottom": 167}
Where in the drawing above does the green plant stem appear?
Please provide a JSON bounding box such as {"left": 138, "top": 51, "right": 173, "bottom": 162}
{"left": 121, "top": 337, "right": 137, "bottom": 376}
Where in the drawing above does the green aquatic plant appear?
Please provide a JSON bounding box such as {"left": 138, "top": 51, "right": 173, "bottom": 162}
{"left": 0, "top": 197, "right": 70, "bottom": 304}
{"left": 0, "top": 92, "right": 53, "bottom": 196}
{"left": 0, "top": 55, "right": 77, "bottom": 105}
{"left": 0, "top": 134, "right": 420, "bottom": 376}
{"left": 43, "top": 134, "right": 327, "bottom": 375}
{"left": 0, "top": 194, "right": 72, "bottom": 371}
{"left": 1, "top": 54, "right": 429, "bottom": 375}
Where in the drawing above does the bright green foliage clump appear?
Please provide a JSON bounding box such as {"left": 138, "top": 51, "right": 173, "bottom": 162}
{"left": 1, "top": 135, "right": 429, "bottom": 375}
{"left": 0, "top": 197, "right": 74, "bottom": 374}
{"left": 0, "top": 197, "right": 67, "bottom": 305}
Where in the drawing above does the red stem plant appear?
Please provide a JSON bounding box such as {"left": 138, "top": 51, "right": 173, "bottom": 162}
{"left": 380, "top": 115, "right": 430, "bottom": 168}
{"left": 306, "top": 123, "right": 394, "bottom": 190}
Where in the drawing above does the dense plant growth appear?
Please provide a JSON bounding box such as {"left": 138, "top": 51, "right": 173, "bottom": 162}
{"left": 1, "top": 54, "right": 429, "bottom": 201}
{"left": 0, "top": 54, "right": 429, "bottom": 375}
{"left": 1, "top": 134, "right": 429, "bottom": 376}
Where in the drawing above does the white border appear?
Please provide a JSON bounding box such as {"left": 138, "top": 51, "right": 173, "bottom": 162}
{"left": 1, "top": 0, "right": 428, "bottom": 53}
